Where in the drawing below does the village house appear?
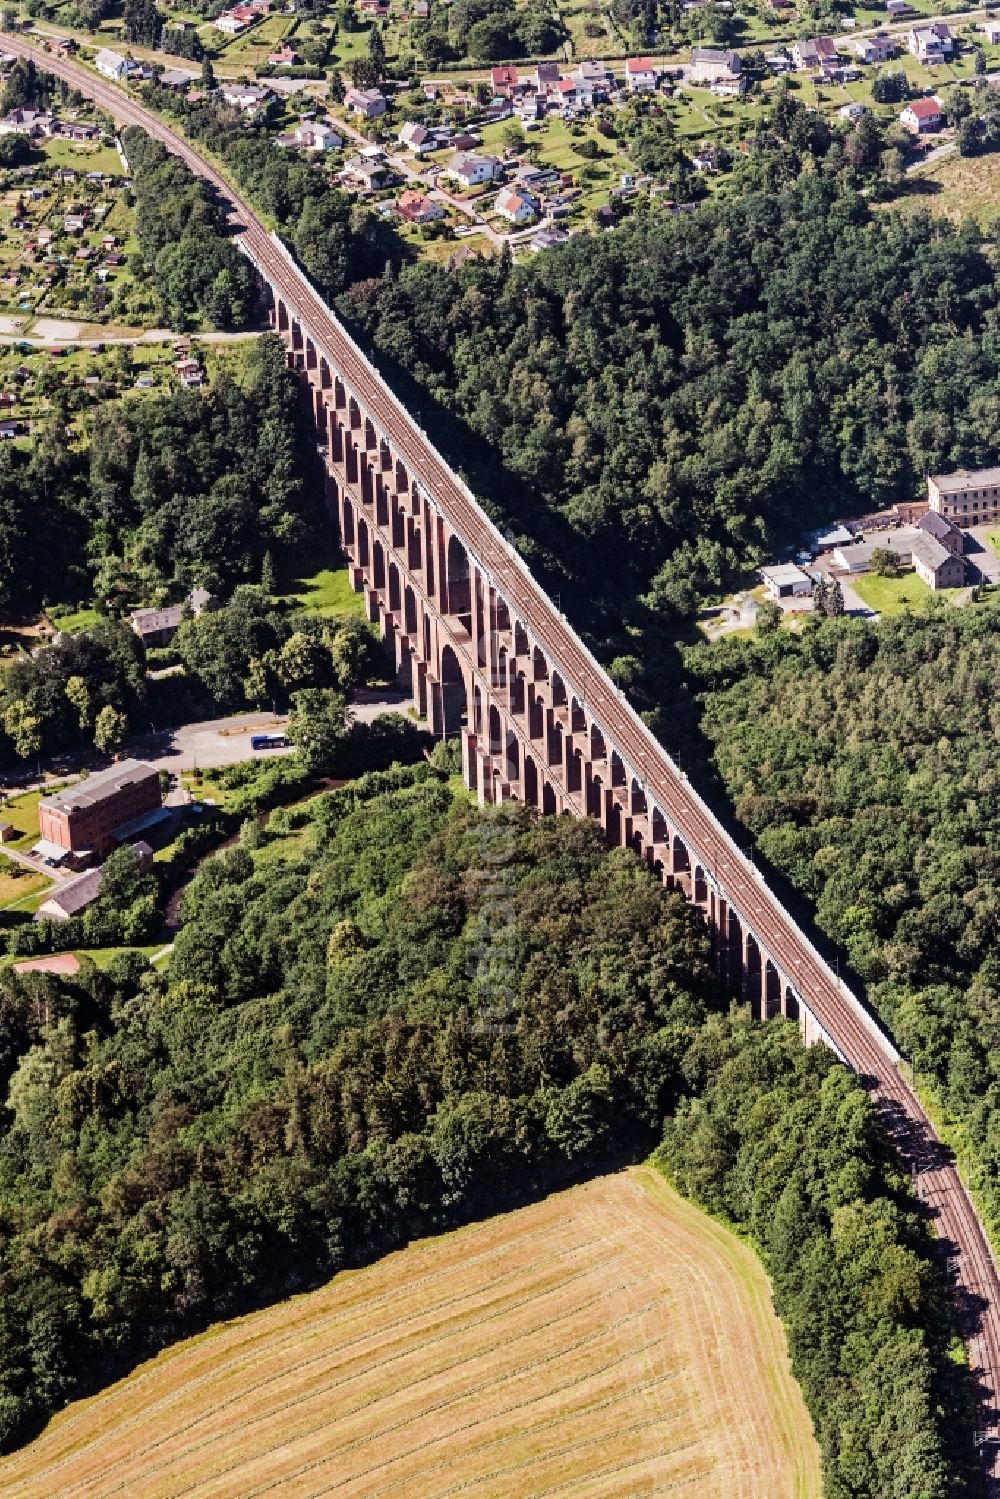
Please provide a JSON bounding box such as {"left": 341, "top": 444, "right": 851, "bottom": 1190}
{"left": 927, "top": 467, "right": 1000, "bottom": 526}
{"left": 282, "top": 120, "right": 341, "bottom": 150}
{"left": 495, "top": 185, "right": 536, "bottom": 223}
{"left": 832, "top": 529, "right": 966, "bottom": 590}
{"left": 95, "top": 48, "right": 130, "bottom": 81}
{"left": 908, "top": 24, "right": 953, "bottom": 63}
{"left": 886, "top": 0, "right": 912, "bottom": 15}
{"left": 220, "top": 82, "right": 271, "bottom": 113}
{"left": 130, "top": 587, "right": 212, "bottom": 648}
{"left": 687, "top": 48, "right": 742, "bottom": 90}
{"left": 398, "top": 120, "right": 432, "bottom": 153}
{"left": 445, "top": 150, "right": 501, "bottom": 189}
{"left": 571, "top": 59, "right": 612, "bottom": 105}
{"left": 534, "top": 61, "right": 562, "bottom": 93}
{"left": 849, "top": 32, "right": 894, "bottom": 63}
{"left": 985, "top": 20, "right": 1000, "bottom": 44}
{"left": 625, "top": 56, "right": 658, "bottom": 91}
{"left": 342, "top": 153, "right": 391, "bottom": 189}
{"left": 900, "top": 96, "right": 942, "bottom": 134}
{"left": 215, "top": 5, "right": 259, "bottom": 31}
{"left": 0, "top": 108, "right": 56, "bottom": 136}
{"left": 268, "top": 45, "right": 299, "bottom": 65}
{"left": 839, "top": 101, "right": 867, "bottom": 122}
{"left": 791, "top": 36, "right": 838, "bottom": 70}
{"left": 345, "top": 86, "right": 387, "bottom": 118}
{"left": 396, "top": 189, "right": 444, "bottom": 223}
{"left": 490, "top": 65, "right": 519, "bottom": 94}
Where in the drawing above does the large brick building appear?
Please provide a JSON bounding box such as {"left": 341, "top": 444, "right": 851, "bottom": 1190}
{"left": 38, "top": 760, "right": 162, "bottom": 859}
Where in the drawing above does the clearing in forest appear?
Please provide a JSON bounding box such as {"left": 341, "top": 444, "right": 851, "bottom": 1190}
{"left": 0, "top": 1166, "right": 821, "bottom": 1499}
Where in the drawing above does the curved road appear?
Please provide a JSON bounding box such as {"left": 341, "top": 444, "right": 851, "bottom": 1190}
{"left": 8, "top": 32, "right": 1000, "bottom": 1477}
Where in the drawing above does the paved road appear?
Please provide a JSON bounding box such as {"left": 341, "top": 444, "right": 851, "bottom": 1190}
{"left": 6, "top": 36, "right": 1000, "bottom": 1484}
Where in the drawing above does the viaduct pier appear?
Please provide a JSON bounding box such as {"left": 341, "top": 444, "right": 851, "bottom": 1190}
{"left": 2, "top": 32, "right": 1000, "bottom": 1478}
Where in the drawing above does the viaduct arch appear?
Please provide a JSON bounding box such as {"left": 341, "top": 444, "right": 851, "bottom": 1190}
{"left": 2, "top": 31, "right": 999, "bottom": 1472}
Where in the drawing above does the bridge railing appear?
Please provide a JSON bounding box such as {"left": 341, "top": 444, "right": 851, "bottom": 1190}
{"left": 249, "top": 231, "right": 901, "bottom": 1071}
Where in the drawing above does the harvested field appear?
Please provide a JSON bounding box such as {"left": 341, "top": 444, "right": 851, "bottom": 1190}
{"left": 0, "top": 1166, "right": 821, "bottom": 1499}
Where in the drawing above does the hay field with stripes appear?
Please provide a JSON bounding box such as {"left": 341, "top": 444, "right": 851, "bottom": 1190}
{"left": 0, "top": 1166, "right": 821, "bottom": 1499}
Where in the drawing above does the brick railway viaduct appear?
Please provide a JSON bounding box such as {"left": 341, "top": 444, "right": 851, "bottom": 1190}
{"left": 3, "top": 32, "right": 1000, "bottom": 1480}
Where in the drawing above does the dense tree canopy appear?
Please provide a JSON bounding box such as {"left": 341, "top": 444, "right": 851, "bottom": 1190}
{"left": 0, "top": 770, "right": 975, "bottom": 1493}
{"left": 121, "top": 128, "right": 255, "bottom": 329}
{"left": 0, "top": 334, "right": 320, "bottom": 620}
{"left": 344, "top": 167, "right": 1000, "bottom": 682}
{"left": 686, "top": 602, "right": 1000, "bottom": 1258}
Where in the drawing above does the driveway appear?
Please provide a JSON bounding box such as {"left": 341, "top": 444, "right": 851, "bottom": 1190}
{"left": 962, "top": 526, "right": 1000, "bottom": 583}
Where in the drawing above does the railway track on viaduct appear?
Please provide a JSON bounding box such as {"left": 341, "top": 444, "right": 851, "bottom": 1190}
{"left": 6, "top": 32, "right": 1000, "bottom": 1479}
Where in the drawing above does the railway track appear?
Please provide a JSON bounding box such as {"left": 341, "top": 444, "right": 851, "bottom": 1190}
{"left": 7, "top": 32, "right": 1000, "bottom": 1478}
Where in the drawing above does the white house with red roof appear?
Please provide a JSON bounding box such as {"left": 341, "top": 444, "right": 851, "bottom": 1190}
{"left": 495, "top": 186, "right": 536, "bottom": 223}
{"left": 900, "top": 96, "right": 942, "bottom": 133}
{"left": 625, "top": 56, "right": 658, "bottom": 91}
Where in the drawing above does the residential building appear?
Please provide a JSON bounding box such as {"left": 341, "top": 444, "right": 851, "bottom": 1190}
{"left": 157, "top": 67, "right": 196, "bottom": 91}
{"left": 286, "top": 120, "right": 341, "bottom": 150}
{"left": 534, "top": 61, "right": 562, "bottom": 92}
{"left": 916, "top": 508, "right": 964, "bottom": 557}
{"left": 909, "top": 24, "right": 953, "bottom": 63}
{"left": 792, "top": 36, "right": 838, "bottom": 70}
{"left": 344, "top": 86, "right": 387, "bottom": 118}
{"left": 491, "top": 64, "right": 519, "bottom": 94}
{"left": 839, "top": 101, "right": 867, "bottom": 121}
{"left": 396, "top": 189, "right": 444, "bottom": 223}
{"left": 130, "top": 587, "right": 212, "bottom": 647}
{"left": 398, "top": 120, "right": 432, "bottom": 152}
{"left": 268, "top": 45, "right": 299, "bottom": 64}
{"left": 985, "top": 20, "right": 1000, "bottom": 44}
{"left": 849, "top": 32, "right": 894, "bottom": 63}
{"left": 886, "top": 0, "right": 912, "bottom": 14}
{"left": 571, "top": 59, "right": 611, "bottom": 105}
{"left": 342, "top": 153, "right": 390, "bottom": 189}
{"left": 95, "top": 49, "right": 130, "bottom": 81}
{"left": 900, "top": 97, "right": 942, "bottom": 133}
{"left": 445, "top": 151, "right": 500, "bottom": 188}
{"left": 832, "top": 530, "right": 966, "bottom": 589}
{"left": 625, "top": 56, "right": 658, "bottom": 91}
{"left": 37, "top": 761, "right": 164, "bottom": 860}
{"left": 928, "top": 467, "right": 1000, "bottom": 526}
{"left": 36, "top": 866, "right": 105, "bottom": 921}
{"left": 0, "top": 108, "right": 56, "bottom": 135}
{"left": 495, "top": 186, "right": 536, "bottom": 223}
{"left": 687, "top": 48, "right": 741, "bottom": 87}
{"left": 760, "top": 563, "right": 812, "bottom": 599}
{"left": 220, "top": 82, "right": 271, "bottom": 112}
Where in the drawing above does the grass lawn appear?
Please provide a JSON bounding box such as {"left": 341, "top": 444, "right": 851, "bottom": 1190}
{"left": 0, "top": 787, "right": 67, "bottom": 850}
{"left": 851, "top": 571, "right": 964, "bottom": 615}
{"left": 283, "top": 562, "right": 366, "bottom": 620}
{"left": 987, "top": 531, "right": 1000, "bottom": 557}
{"left": 0, "top": 851, "right": 52, "bottom": 912}
{"left": 48, "top": 604, "right": 103, "bottom": 634}
{"left": 895, "top": 145, "right": 1000, "bottom": 226}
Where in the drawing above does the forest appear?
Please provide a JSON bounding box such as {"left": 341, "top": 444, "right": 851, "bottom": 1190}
{"left": 341, "top": 111, "right": 1000, "bottom": 705}
{"left": 0, "top": 333, "right": 317, "bottom": 619}
{"left": 121, "top": 128, "right": 256, "bottom": 330}
{"left": 686, "top": 602, "right": 1000, "bottom": 1265}
{"left": 0, "top": 767, "right": 975, "bottom": 1496}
